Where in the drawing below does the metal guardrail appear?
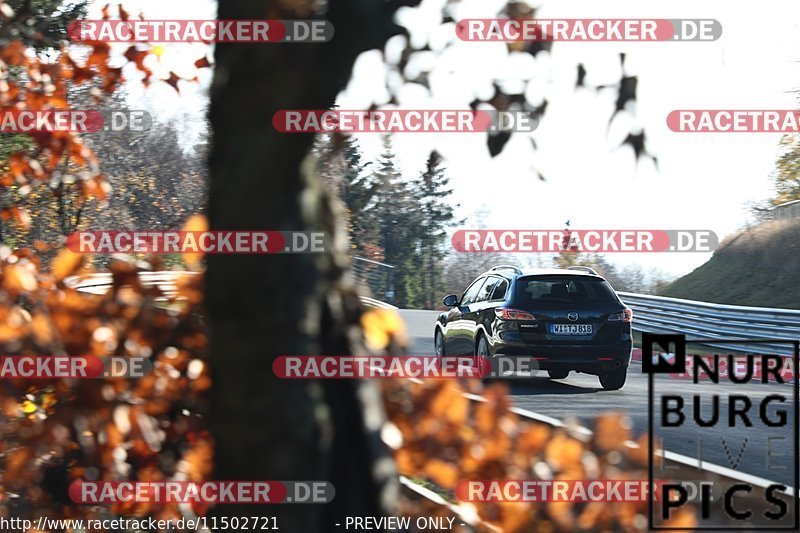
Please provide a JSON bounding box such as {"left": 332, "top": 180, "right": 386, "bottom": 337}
{"left": 64, "top": 271, "right": 190, "bottom": 298}
{"left": 352, "top": 256, "right": 395, "bottom": 303}
{"left": 771, "top": 198, "right": 800, "bottom": 220}
{"left": 360, "top": 296, "right": 398, "bottom": 310}
{"left": 66, "top": 271, "right": 399, "bottom": 311}
{"left": 618, "top": 291, "right": 800, "bottom": 356}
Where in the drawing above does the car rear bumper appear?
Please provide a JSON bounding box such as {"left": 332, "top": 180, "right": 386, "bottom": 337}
{"left": 491, "top": 338, "right": 632, "bottom": 375}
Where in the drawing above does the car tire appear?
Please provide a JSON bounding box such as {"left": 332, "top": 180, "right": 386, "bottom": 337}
{"left": 547, "top": 369, "right": 569, "bottom": 380}
{"left": 476, "top": 335, "right": 489, "bottom": 358}
{"left": 599, "top": 367, "right": 627, "bottom": 390}
{"left": 476, "top": 335, "right": 492, "bottom": 382}
{"left": 434, "top": 329, "right": 445, "bottom": 357}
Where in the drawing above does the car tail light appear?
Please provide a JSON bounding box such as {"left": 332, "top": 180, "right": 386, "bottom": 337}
{"left": 495, "top": 308, "right": 535, "bottom": 321}
{"left": 608, "top": 308, "right": 633, "bottom": 322}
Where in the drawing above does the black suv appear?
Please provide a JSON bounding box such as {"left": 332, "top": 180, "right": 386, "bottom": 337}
{"left": 434, "top": 265, "right": 632, "bottom": 390}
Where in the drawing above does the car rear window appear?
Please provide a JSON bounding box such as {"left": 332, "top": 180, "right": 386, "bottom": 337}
{"left": 514, "top": 275, "right": 618, "bottom": 305}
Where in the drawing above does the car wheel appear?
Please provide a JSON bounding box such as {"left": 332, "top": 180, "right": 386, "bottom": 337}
{"left": 599, "top": 367, "right": 627, "bottom": 390}
{"left": 476, "top": 335, "right": 489, "bottom": 357}
{"left": 476, "top": 335, "right": 492, "bottom": 382}
{"left": 434, "top": 329, "right": 445, "bottom": 357}
{"left": 547, "top": 369, "right": 569, "bottom": 380}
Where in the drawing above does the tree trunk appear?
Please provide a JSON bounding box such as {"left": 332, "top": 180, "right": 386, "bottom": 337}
{"left": 207, "top": 1, "right": 407, "bottom": 530}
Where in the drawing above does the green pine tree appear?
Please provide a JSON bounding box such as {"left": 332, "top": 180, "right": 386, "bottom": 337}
{"left": 411, "top": 151, "right": 458, "bottom": 308}
{"left": 340, "top": 138, "right": 377, "bottom": 256}
{"left": 367, "top": 136, "right": 420, "bottom": 307}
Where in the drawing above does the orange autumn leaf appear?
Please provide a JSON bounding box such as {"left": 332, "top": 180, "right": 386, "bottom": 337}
{"left": 626, "top": 433, "right": 651, "bottom": 466}
{"left": 87, "top": 44, "right": 110, "bottom": 67}
{"left": 51, "top": 249, "right": 85, "bottom": 282}
{"left": 4, "top": 264, "right": 37, "bottom": 292}
{"left": 165, "top": 71, "right": 182, "bottom": 92}
{"left": 182, "top": 214, "right": 209, "bottom": 269}
{"left": 31, "top": 313, "right": 55, "bottom": 345}
{"left": 517, "top": 423, "right": 551, "bottom": 455}
{"left": 544, "top": 432, "right": 584, "bottom": 471}
{"left": 498, "top": 502, "right": 538, "bottom": 533}
{"left": 124, "top": 46, "right": 153, "bottom": 84}
{"left": 361, "top": 308, "right": 406, "bottom": 350}
{"left": 430, "top": 383, "right": 468, "bottom": 424}
{"left": 1, "top": 40, "right": 28, "bottom": 66}
{"left": 663, "top": 507, "right": 698, "bottom": 529}
{"left": 594, "top": 412, "right": 632, "bottom": 451}
{"left": 423, "top": 458, "right": 459, "bottom": 488}
{"left": 15, "top": 208, "right": 31, "bottom": 230}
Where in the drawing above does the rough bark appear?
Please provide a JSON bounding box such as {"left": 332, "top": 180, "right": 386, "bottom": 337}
{"left": 207, "top": 1, "right": 408, "bottom": 530}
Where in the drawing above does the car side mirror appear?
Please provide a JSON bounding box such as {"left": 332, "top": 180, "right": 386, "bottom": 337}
{"left": 443, "top": 294, "right": 458, "bottom": 307}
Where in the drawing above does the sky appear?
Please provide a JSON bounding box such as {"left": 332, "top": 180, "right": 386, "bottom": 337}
{"left": 90, "top": 0, "right": 800, "bottom": 278}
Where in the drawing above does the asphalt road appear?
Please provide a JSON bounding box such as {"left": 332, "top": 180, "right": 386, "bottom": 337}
{"left": 400, "top": 309, "right": 797, "bottom": 488}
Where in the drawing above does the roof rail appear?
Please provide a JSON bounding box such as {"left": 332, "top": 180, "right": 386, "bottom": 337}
{"left": 567, "top": 266, "right": 599, "bottom": 276}
{"left": 490, "top": 265, "right": 522, "bottom": 274}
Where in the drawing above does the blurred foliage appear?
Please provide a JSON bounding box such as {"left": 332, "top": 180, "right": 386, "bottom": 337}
{"left": 381, "top": 376, "right": 697, "bottom": 532}
{"left": 0, "top": 247, "right": 210, "bottom": 523}
{"left": 6, "top": 0, "right": 88, "bottom": 53}
{"left": 772, "top": 133, "right": 800, "bottom": 206}
{"left": 0, "top": 2, "right": 211, "bottom": 522}
{"left": 0, "top": 0, "right": 205, "bottom": 257}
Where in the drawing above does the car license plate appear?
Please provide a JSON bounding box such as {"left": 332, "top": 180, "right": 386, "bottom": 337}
{"left": 550, "top": 324, "right": 592, "bottom": 335}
